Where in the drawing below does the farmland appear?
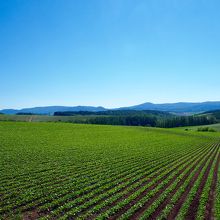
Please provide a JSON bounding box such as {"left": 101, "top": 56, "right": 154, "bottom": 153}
{"left": 176, "top": 123, "right": 220, "bottom": 132}
{"left": 0, "top": 122, "right": 219, "bottom": 220}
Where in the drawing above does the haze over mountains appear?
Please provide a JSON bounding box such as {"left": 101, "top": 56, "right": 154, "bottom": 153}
{"left": 0, "top": 106, "right": 106, "bottom": 115}
{"left": 120, "top": 101, "right": 220, "bottom": 114}
{"left": 1, "top": 101, "right": 220, "bottom": 115}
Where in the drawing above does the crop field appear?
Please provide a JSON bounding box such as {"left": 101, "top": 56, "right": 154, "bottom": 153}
{"left": 176, "top": 123, "right": 220, "bottom": 132}
{"left": 0, "top": 114, "right": 96, "bottom": 123}
{"left": 0, "top": 122, "right": 220, "bottom": 220}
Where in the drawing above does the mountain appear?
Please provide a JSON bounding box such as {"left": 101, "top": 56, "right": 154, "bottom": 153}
{"left": 0, "top": 109, "right": 19, "bottom": 115}
{"left": 0, "top": 106, "right": 106, "bottom": 115}
{"left": 1, "top": 101, "right": 220, "bottom": 115}
{"left": 119, "top": 101, "right": 220, "bottom": 114}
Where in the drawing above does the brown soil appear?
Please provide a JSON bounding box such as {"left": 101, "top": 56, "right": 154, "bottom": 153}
{"left": 23, "top": 209, "right": 39, "bottom": 220}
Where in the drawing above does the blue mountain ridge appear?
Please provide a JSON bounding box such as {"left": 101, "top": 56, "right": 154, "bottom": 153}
{"left": 1, "top": 101, "right": 220, "bottom": 115}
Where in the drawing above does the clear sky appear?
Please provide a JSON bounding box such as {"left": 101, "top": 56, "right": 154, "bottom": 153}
{"left": 1, "top": 0, "right": 220, "bottom": 109}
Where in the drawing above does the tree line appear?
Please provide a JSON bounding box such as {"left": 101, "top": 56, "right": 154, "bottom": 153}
{"left": 54, "top": 111, "right": 217, "bottom": 128}
{"left": 156, "top": 115, "right": 216, "bottom": 128}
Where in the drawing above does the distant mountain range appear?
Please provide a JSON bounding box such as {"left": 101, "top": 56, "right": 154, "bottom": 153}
{"left": 120, "top": 101, "right": 220, "bottom": 114}
{"left": 0, "top": 106, "right": 106, "bottom": 115}
{"left": 1, "top": 101, "right": 220, "bottom": 115}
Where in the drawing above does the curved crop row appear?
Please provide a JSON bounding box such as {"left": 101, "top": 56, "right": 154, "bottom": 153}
{"left": 84, "top": 142, "right": 216, "bottom": 220}
{"left": 1, "top": 122, "right": 219, "bottom": 220}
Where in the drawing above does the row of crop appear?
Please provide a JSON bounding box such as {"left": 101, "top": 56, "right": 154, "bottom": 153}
{"left": 34, "top": 142, "right": 194, "bottom": 217}
{"left": 75, "top": 142, "right": 215, "bottom": 220}
{"left": 0, "top": 128, "right": 210, "bottom": 191}
{"left": 1, "top": 149, "right": 149, "bottom": 190}
{"left": 196, "top": 149, "right": 219, "bottom": 219}
{"left": 1, "top": 142, "right": 181, "bottom": 215}
{"left": 112, "top": 143, "right": 217, "bottom": 220}
{"left": 1, "top": 130, "right": 209, "bottom": 185}
{"left": 139, "top": 142, "right": 219, "bottom": 220}
{"left": 0, "top": 127, "right": 172, "bottom": 180}
{"left": 0, "top": 121, "right": 217, "bottom": 219}
{"left": 68, "top": 142, "right": 214, "bottom": 220}
{"left": 1, "top": 150, "right": 149, "bottom": 200}
{"left": 1, "top": 136, "right": 178, "bottom": 191}
{"left": 214, "top": 148, "right": 220, "bottom": 219}
{"left": 1, "top": 132, "right": 215, "bottom": 218}
{"left": 38, "top": 141, "right": 202, "bottom": 220}
{"left": 153, "top": 143, "right": 219, "bottom": 220}
{"left": 173, "top": 145, "right": 219, "bottom": 220}
{"left": 1, "top": 152, "right": 152, "bottom": 214}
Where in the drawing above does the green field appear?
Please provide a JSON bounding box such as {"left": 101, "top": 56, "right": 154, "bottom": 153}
{"left": 0, "top": 122, "right": 220, "bottom": 219}
{"left": 0, "top": 114, "right": 94, "bottom": 123}
{"left": 175, "top": 123, "right": 220, "bottom": 132}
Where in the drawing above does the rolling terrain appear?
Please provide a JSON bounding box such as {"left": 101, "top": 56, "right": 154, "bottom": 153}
{"left": 0, "top": 122, "right": 219, "bottom": 219}
{"left": 0, "top": 109, "right": 216, "bottom": 129}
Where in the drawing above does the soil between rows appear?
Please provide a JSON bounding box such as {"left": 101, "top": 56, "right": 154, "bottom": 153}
{"left": 108, "top": 143, "right": 217, "bottom": 220}
{"left": 167, "top": 143, "right": 219, "bottom": 220}
{"left": 73, "top": 144, "right": 206, "bottom": 219}
{"left": 205, "top": 147, "right": 220, "bottom": 220}
{"left": 185, "top": 146, "right": 219, "bottom": 220}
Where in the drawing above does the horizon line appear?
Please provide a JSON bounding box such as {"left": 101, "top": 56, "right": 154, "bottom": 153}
{"left": 1, "top": 100, "right": 220, "bottom": 111}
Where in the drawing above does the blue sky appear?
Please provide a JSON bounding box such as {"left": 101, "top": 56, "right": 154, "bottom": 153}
{"left": 1, "top": 0, "right": 220, "bottom": 109}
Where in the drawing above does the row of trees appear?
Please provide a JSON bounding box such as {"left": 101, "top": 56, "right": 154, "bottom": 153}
{"left": 87, "top": 115, "right": 158, "bottom": 127}
{"left": 156, "top": 116, "right": 216, "bottom": 128}
{"left": 54, "top": 110, "right": 171, "bottom": 117}
{"left": 64, "top": 115, "right": 216, "bottom": 128}
{"left": 54, "top": 110, "right": 217, "bottom": 128}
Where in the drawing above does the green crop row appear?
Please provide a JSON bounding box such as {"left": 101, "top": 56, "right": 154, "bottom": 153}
{"left": 45, "top": 142, "right": 202, "bottom": 220}
{"left": 175, "top": 146, "right": 219, "bottom": 220}
{"left": 118, "top": 143, "right": 216, "bottom": 220}
{"left": 76, "top": 142, "right": 213, "bottom": 220}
